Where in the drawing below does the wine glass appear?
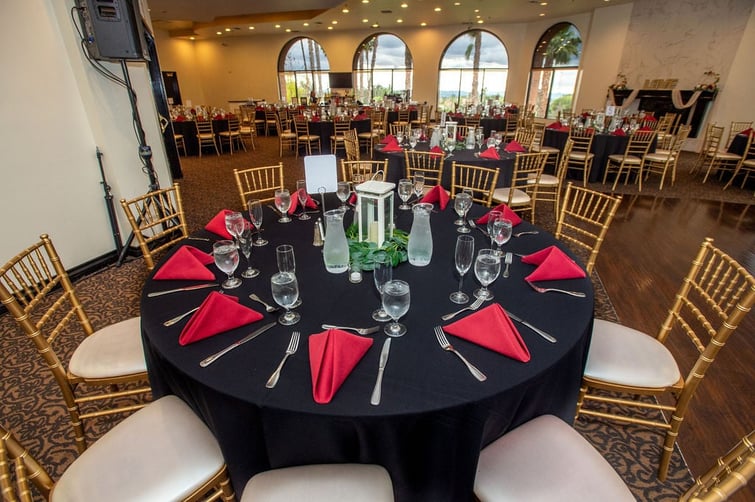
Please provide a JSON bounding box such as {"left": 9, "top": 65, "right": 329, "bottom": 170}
{"left": 397, "top": 179, "right": 413, "bottom": 210}
{"left": 486, "top": 210, "right": 502, "bottom": 249}
{"left": 224, "top": 211, "right": 244, "bottom": 245}
{"left": 247, "top": 199, "right": 268, "bottom": 246}
{"left": 382, "top": 279, "right": 410, "bottom": 337}
{"left": 270, "top": 272, "right": 301, "bottom": 325}
{"left": 408, "top": 131, "right": 418, "bottom": 150}
{"left": 336, "top": 181, "right": 350, "bottom": 209}
{"left": 494, "top": 132, "right": 503, "bottom": 150}
{"left": 475, "top": 127, "right": 484, "bottom": 150}
{"left": 454, "top": 193, "right": 472, "bottom": 232}
{"left": 445, "top": 129, "right": 455, "bottom": 158}
{"left": 473, "top": 249, "right": 501, "bottom": 300}
{"left": 274, "top": 188, "right": 292, "bottom": 223}
{"left": 413, "top": 173, "right": 425, "bottom": 202}
{"left": 372, "top": 252, "right": 393, "bottom": 322}
{"left": 491, "top": 217, "right": 513, "bottom": 256}
{"left": 238, "top": 221, "right": 259, "bottom": 278}
{"left": 450, "top": 235, "right": 475, "bottom": 304}
{"left": 276, "top": 244, "right": 296, "bottom": 273}
{"left": 296, "top": 180, "right": 311, "bottom": 220}
{"left": 213, "top": 240, "right": 242, "bottom": 289}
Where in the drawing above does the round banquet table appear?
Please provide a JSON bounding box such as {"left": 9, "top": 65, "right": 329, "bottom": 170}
{"left": 140, "top": 197, "right": 594, "bottom": 501}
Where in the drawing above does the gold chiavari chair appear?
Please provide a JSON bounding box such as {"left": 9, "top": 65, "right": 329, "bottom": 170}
{"left": 195, "top": 119, "right": 219, "bottom": 157}
{"left": 218, "top": 116, "right": 246, "bottom": 154}
{"left": 389, "top": 122, "right": 409, "bottom": 138}
{"left": 174, "top": 130, "right": 187, "bottom": 156}
{"left": 512, "top": 126, "right": 536, "bottom": 149}
{"left": 726, "top": 120, "right": 753, "bottom": 149}
{"left": 264, "top": 109, "right": 278, "bottom": 136}
{"left": 239, "top": 114, "right": 257, "bottom": 150}
{"left": 404, "top": 150, "right": 446, "bottom": 190}
{"left": 691, "top": 123, "right": 725, "bottom": 175}
{"left": 234, "top": 163, "right": 285, "bottom": 210}
{"left": 464, "top": 114, "right": 481, "bottom": 130}
{"left": 0, "top": 235, "right": 151, "bottom": 454}
{"left": 642, "top": 124, "right": 691, "bottom": 190}
{"left": 655, "top": 112, "right": 679, "bottom": 150}
{"left": 566, "top": 127, "right": 595, "bottom": 186}
{"left": 344, "top": 128, "right": 361, "bottom": 161}
{"left": 358, "top": 108, "right": 387, "bottom": 158}
{"left": 410, "top": 103, "right": 432, "bottom": 129}
{"left": 276, "top": 113, "right": 297, "bottom": 157}
{"left": 530, "top": 122, "right": 561, "bottom": 171}
{"left": 502, "top": 112, "right": 519, "bottom": 141}
{"left": 330, "top": 119, "right": 352, "bottom": 156}
{"left": 293, "top": 114, "right": 321, "bottom": 157}
{"left": 554, "top": 182, "right": 621, "bottom": 275}
{"left": 450, "top": 162, "right": 500, "bottom": 207}
{"left": 0, "top": 396, "right": 235, "bottom": 502}
{"left": 491, "top": 152, "right": 548, "bottom": 222}
{"left": 701, "top": 125, "right": 748, "bottom": 184}
{"left": 575, "top": 237, "right": 755, "bottom": 482}
{"left": 120, "top": 183, "right": 189, "bottom": 271}
{"left": 341, "top": 159, "right": 389, "bottom": 183}
{"left": 724, "top": 132, "right": 755, "bottom": 190}
{"left": 455, "top": 124, "right": 470, "bottom": 141}
{"left": 530, "top": 138, "right": 573, "bottom": 221}
{"left": 394, "top": 108, "right": 411, "bottom": 128}
{"left": 602, "top": 129, "right": 656, "bottom": 191}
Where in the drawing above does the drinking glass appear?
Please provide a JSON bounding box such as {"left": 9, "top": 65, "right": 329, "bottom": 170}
{"left": 486, "top": 210, "right": 502, "bottom": 249}
{"left": 247, "top": 199, "right": 268, "bottom": 246}
{"left": 274, "top": 188, "right": 292, "bottom": 223}
{"left": 473, "top": 249, "right": 501, "bottom": 300}
{"left": 372, "top": 252, "right": 393, "bottom": 322}
{"left": 224, "top": 211, "right": 244, "bottom": 245}
{"left": 336, "top": 181, "right": 350, "bottom": 209}
{"left": 296, "top": 180, "right": 311, "bottom": 220}
{"left": 276, "top": 244, "right": 296, "bottom": 273}
{"left": 494, "top": 132, "right": 503, "bottom": 150}
{"left": 475, "top": 127, "right": 484, "bottom": 150}
{"left": 491, "top": 217, "right": 513, "bottom": 256}
{"left": 454, "top": 193, "right": 472, "bottom": 232}
{"left": 397, "top": 179, "right": 413, "bottom": 210}
{"left": 408, "top": 132, "right": 418, "bottom": 150}
{"left": 382, "top": 279, "right": 410, "bottom": 337}
{"left": 238, "top": 221, "right": 259, "bottom": 278}
{"left": 450, "top": 235, "right": 475, "bottom": 304}
{"left": 270, "top": 272, "right": 301, "bottom": 325}
{"left": 413, "top": 173, "right": 425, "bottom": 201}
{"left": 445, "top": 130, "right": 455, "bottom": 158}
{"left": 213, "top": 240, "right": 242, "bottom": 289}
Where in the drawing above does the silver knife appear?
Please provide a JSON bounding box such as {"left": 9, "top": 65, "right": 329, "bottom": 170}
{"left": 505, "top": 310, "right": 557, "bottom": 344}
{"left": 266, "top": 204, "right": 284, "bottom": 217}
{"left": 370, "top": 338, "right": 392, "bottom": 405}
{"left": 199, "top": 322, "right": 277, "bottom": 367}
{"left": 147, "top": 283, "right": 218, "bottom": 297}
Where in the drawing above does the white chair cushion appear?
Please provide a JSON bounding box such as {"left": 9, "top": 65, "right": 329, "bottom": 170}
{"left": 280, "top": 132, "right": 297, "bottom": 139}
{"left": 52, "top": 395, "right": 226, "bottom": 502}
{"left": 569, "top": 152, "right": 594, "bottom": 161}
{"left": 654, "top": 148, "right": 672, "bottom": 156}
{"left": 241, "top": 464, "right": 394, "bottom": 502}
{"left": 643, "top": 152, "right": 673, "bottom": 162}
{"left": 608, "top": 154, "right": 641, "bottom": 164}
{"left": 528, "top": 173, "right": 558, "bottom": 186}
{"left": 68, "top": 316, "right": 146, "bottom": 379}
{"left": 475, "top": 415, "right": 635, "bottom": 502}
{"left": 741, "top": 159, "right": 755, "bottom": 167}
{"left": 713, "top": 152, "right": 741, "bottom": 160}
{"left": 584, "top": 319, "right": 681, "bottom": 388}
{"left": 492, "top": 188, "right": 530, "bottom": 205}
{"left": 532, "top": 145, "right": 560, "bottom": 153}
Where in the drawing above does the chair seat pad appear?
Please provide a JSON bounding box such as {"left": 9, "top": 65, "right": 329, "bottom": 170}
{"left": 644, "top": 153, "right": 673, "bottom": 162}
{"left": 584, "top": 319, "right": 681, "bottom": 388}
{"left": 474, "top": 415, "right": 634, "bottom": 502}
{"left": 280, "top": 132, "right": 298, "bottom": 139}
{"left": 742, "top": 159, "right": 755, "bottom": 167}
{"left": 529, "top": 173, "right": 558, "bottom": 186}
{"left": 240, "top": 464, "right": 394, "bottom": 502}
{"left": 492, "top": 187, "right": 530, "bottom": 205}
{"left": 713, "top": 152, "right": 741, "bottom": 160}
{"left": 569, "top": 152, "right": 595, "bottom": 161}
{"left": 51, "top": 395, "right": 226, "bottom": 502}
{"left": 532, "top": 145, "right": 560, "bottom": 153}
{"left": 69, "top": 316, "right": 147, "bottom": 379}
{"left": 608, "top": 154, "right": 642, "bottom": 164}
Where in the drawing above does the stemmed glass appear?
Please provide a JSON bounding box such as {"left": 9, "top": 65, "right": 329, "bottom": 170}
{"left": 238, "top": 221, "right": 259, "bottom": 278}
{"left": 213, "top": 240, "right": 242, "bottom": 289}
{"left": 382, "top": 279, "right": 410, "bottom": 337}
{"left": 224, "top": 211, "right": 244, "bottom": 245}
{"left": 453, "top": 192, "right": 472, "bottom": 232}
{"left": 475, "top": 127, "right": 484, "bottom": 150}
{"left": 408, "top": 131, "right": 418, "bottom": 150}
{"left": 486, "top": 210, "right": 502, "bottom": 249}
{"left": 413, "top": 173, "right": 425, "bottom": 202}
{"left": 397, "top": 179, "right": 413, "bottom": 210}
{"left": 276, "top": 244, "right": 296, "bottom": 273}
{"left": 494, "top": 132, "right": 503, "bottom": 150}
{"left": 445, "top": 129, "right": 455, "bottom": 158}
{"left": 274, "top": 188, "right": 292, "bottom": 223}
{"left": 372, "top": 252, "right": 393, "bottom": 322}
{"left": 450, "top": 235, "right": 475, "bottom": 304}
{"left": 491, "top": 217, "right": 513, "bottom": 257}
{"left": 270, "top": 272, "right": 301, "bottom": 325}
{"left": 473, "top": 249, "right": 501, "bottom": 300}
{"left": 296, "top": 180, "right": 311, "bottom": 220}
{"left": 336, "top": 181, "right": 350, "bottom": 209}
{"left": 247, "top": 199, "right": 268, "bottom": 246}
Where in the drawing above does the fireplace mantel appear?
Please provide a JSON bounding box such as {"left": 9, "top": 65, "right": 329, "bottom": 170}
{"left": 611, "top": 89, "right": 716, "bottom": 138}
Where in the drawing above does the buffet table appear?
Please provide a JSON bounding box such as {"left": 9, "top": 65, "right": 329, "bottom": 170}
{"left": 139, "top": 198, "right": 594, "bottom": 501}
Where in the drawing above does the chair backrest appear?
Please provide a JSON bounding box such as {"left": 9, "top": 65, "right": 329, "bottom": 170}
{"left": 234, "top": 163, "right": 285, "bottom": 209}
{"left": 670, "top": 125, "right": 692, "bottom": 155}
{"left": 344, "top": 129, "right": 360, "bottom": 161}
{"left": 450, "top": 162, "right": 500, "bottom": 207}
{"left": 508, "top": 151, "right": 548, "bottom": 195}
{"left": 370, "top": 108, "right": 387, "bottom": 133}
{"left": 513, "top": 127, "right": 536, "bottom": 149}
{"left": 0, "top": 425, "right": 55, "bottom": 501}
{"left": 404, "top": 150, "right": 446, "bottom": 187}
{"left": 504, "top": 113, "right": 518, "bottom": 133}
{"left": 397, "top": 108, "right": 411, "bottom": 123}
{"left": 465, "top": 115, "right": 481, "bottom": 129}
{"left": 341, "top": 159, "right": 389, "bottom": 183}
{"left": 226, "top": 116, "right": 241, "bottom": 132}
{"left": 333, "top": 119, "right": 351, "bottom": 136}
{"left": 389, "top": 122, "right": 409, "bottom": 137}
{"left": 569, "top": 127, "right": 595, "bottom": 152}
{"left": 727, "top": 121, "right": 753, "bottom": 147}
{"left": 554, "top": 138, "right": 574, "bottom": 182}
{"left": 701, "top": 124, "right": 725, "bottom": 154}
{"left": 119, "top": 184, "right": 188, "bottom": 271}
{"left": 656, "top": 113, "right": 677, "bottom": 135}
{"left": 293, "top": 114, "right": 309, "bottom": 135}
{"left": 555, "top": 182, "right": 622, "bottom": 275}
{"left": 623, "top": 130, "right": 656, "bottom": 158}
{"left": 196, "top": 119, "right": 214, "bottom": 135}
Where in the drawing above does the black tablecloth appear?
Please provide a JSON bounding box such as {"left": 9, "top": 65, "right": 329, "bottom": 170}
{"left": 140, "top": 199, "right": 594, "bottom": 501}
{"left": 172, "top": 119, "right": 230, "bottom": 156}
{"left": 306, "top": 118, "right": 372, "bottom": 154}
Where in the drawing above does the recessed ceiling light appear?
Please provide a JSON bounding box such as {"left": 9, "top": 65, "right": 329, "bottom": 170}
{"left": 540, "top": 1, "right": 548, "bottom": 5}
{"left": 434, "top": 7, "right": 442, "bottom": 12}
{"left": 362, "top": 18, "right": 369, "bottom": 23}
{"left": 275, "top": 24, "right": 281, "bottom": 28}
{"left": 190, "top": 36, "right": 195, "bottom": 40}
{"left": 328, "top": 26, "right": 334, "bottom": 30}
{"left": 303, "top": 22, "right": 309, "bottom": 26}
{"left": 224, "top": 28, "right": 231, "bottom": 32}
{"left": 372, "top": 23, "right": 379, "bottom": 27}
{"left": 420, "top": 22, "right": 427, "bottom": 26}
{"left": 362, "top": 0, "right": 369, "bottom": 3}
{"left": 248, "top": 26, "right": 254, "bottom": 30}
{"left": 342, "top": 7, "right": 349, "bottom": 13}
{"left": 332, "top": 20, "right": 338, "bottom": 24}
{"left": 477, "top": 19, "right": 484, "bottom": 24}
{"left": 539, "top": 12, "right": 545, "bottom": 16}
{"left": 397, "top": 18, "right": 403, "bottom": 23}
{"left": 216, "top": 31, "right": 222, "bottom": 35}
{"left": 285, "top": 28, "right": 291, "bottom": 32}
{"left": 454, "top": 2, "right": 461, "bottom": 5}
{"left": 400, "top": 3, "right": 408, "bottom": 8}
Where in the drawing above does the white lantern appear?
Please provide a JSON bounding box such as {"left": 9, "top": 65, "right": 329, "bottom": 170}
{"left": 356, "top": 180, "right": 395, "bottom": 247}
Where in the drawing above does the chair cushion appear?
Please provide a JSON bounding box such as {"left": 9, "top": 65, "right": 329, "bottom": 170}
{"left": 52, "top": 395, "right": 227, "bottom": 502}
{"left": 643, "top": 153, "right": 673, "bottom": 162}
{"left": 528, "top": 173, "right": 558, "bottom": 186}
{"left": 742, "top": 159, "right": 755, "bottom": 167}
{"left": 584, "top": 319, "right": 681, "bottom": 388}
{"left": 241, "top": 464, "right": 394, "bottom": 502}
{"left": 713, "top": 152, "right": 741, "bottom": 160}
{"left": 608, "top": 154, "right": 641, "bottom": 164}
{"left": 68, "top": 316, "right": 147, "bottom": 379}
{"left": 532, "top": 145, "right": 560, "bottom": 153}
{"left": 475, "top": 415, "right": 634, "bottom": 502}
{"left": 569, "top": 152, "right": 594, "bottom": 161}
{"left": 492, "top": 188, "right": 530, "bottom": 205}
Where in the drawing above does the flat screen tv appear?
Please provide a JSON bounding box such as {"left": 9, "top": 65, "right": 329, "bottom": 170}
{"left": 329, "top": 72, "right": 353, "bottom": 89}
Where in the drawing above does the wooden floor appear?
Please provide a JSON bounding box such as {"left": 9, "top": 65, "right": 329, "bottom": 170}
{"left": 595, "top": 194, "right": 755, "bottom": 501}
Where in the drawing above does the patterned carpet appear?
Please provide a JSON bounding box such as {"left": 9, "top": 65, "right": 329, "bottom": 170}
{"left": 0, "top": 134, "right": 707, "bottom": 500}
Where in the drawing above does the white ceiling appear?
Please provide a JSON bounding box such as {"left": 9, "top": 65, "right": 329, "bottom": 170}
{"left": 146, "top": 0, "right": 634, "bottom": 39}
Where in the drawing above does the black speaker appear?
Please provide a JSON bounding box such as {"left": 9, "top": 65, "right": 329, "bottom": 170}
{"left": 75, "top": 0, "right": 149, "bottom": 61}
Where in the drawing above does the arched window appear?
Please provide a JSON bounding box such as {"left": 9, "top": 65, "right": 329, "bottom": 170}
{"left": 525, "top": 23, "right": 582, "bottom": 119}
{"left": 278, "top": 38, "right": 330, "bottom": 104}
{"left": 438, "top": 30, "right": 508, "bottom": 113}
{"left": 353, "top": 34, "right": 413, "bottom": 104}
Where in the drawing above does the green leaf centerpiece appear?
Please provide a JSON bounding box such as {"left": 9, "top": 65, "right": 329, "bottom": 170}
{"left": 345, "top": 224, "right": 408, "bottom": 270}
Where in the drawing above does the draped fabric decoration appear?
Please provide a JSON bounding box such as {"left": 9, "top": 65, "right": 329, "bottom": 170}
{"left": 671, "top": 89, "right": 703, "bottom": 109}
{"left": 607, "top": 88, "right": 640, "bottom": 109}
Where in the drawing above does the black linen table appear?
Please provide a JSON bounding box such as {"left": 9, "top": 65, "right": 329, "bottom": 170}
{"left": 140, "top": 198, "right": 594, "bottom": 501}
{"left": 305, "top": 117, "right": 372, "bottom": 154}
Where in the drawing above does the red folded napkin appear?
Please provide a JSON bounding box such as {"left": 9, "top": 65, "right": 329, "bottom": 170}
{"left": 175, "top": 115, "right": 186, "bottom": 122}
{"left": 504, "top": 141, "right": 525, "bottom": 153}
{"left": 644, "top": 115, "right": 658, "bottom": 122}
{"left": 479, "top": 147, "right": 500, "bottom": 160}
{"left": 311, "top": 116, "right": 321, "bottom": 122}
{"left": 205, "top": 209, "right": 234, "bottom": 239}
{"left": 178, "top": 292, "right": 264, "bottom": 346}
{"left": 213, "top": 114, "right": 224, "bottom": 120}
{"left": 380, "top": 134, "right": 396, "bottom": 145}
{"left": 738, "top": 128, "right": 753, "bottom": 136}
{"left": 475, "top": 204, "right": 522, "bottom": 226}
{"left": 638, "top": 126, "right": 653, "bottom": 131}
{"left": 443, "top": 303, "right": 530, "bottom": 362}
{"left": 348, "top": 193, "right": 357, "bottom": 204}
{"left": 287, "top": 193, "right": 318, "bottom": 214}
{"left": 153, "top": 246, "right": 215, "bottom": 281}
{"left": 521, "top": 245, "right": 586, "bottom": 282}
{"left": 612, "top": 128, "right": 626, "bottom": 136}
{"left": 430, "top": 146, "right": 443, "bottom": 154}
{"left": 546, "top": 122, "right": 562, "bottom": 129}
{"left": 420, "top": 185, "right": 450, "bottom": 210}
{"left": 381, "top": 142, "right": 403, "bottom": 152}
{"left": 309, "top": 328, "right": 373, "bottom": 404}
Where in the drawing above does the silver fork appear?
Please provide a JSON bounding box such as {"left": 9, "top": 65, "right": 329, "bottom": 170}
{"left": 249, "top": 293, "right": 279, "bottom": 312}
{"left": 527, "top": 281, "right": 586, "bottom": 298}
{"left": 513, "top": 230, "right": 539, "bottom": 237}
{"left": 467, "top": 219, "right": 490, "bottom": 238}
{"left": 441, "top": 297, "right": 484, "bottom": 321}
{"left": 434, "top": 326, "right": 486, "bottom": 381}
{"left": 321, "top": 324, "right": 380, "bottom": 335}
{"left": 265, "top": 331, "right": 300, "bottom": 388}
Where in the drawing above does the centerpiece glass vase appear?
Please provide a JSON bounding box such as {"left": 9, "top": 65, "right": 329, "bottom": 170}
{"left": 322, "top": 208, "right": 349, "bottom": 274}
{"left": 408, "top": 202, "right": 434, "bottom": 266}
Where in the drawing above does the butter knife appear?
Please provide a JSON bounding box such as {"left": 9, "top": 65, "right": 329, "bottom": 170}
{"left": 199, "top": 322, "right": 277, "bottom": 367}
{"left": 266, "top": 204, "right": 284, "bottom": 217}
{"left": 370, "top": 338, "right": 391, "bottom": 405}
{"left": 147, "top": 283, "right": 218, "bottom": 298}
{"left": 505, "top": 310, "right": 557, "bottom": 344}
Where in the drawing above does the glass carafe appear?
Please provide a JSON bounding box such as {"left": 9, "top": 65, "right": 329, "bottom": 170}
{"left": 408, "top": 202, "right": 434, "bottom": 266}
{"left": 322, "top": 208, "right": 349, "bottom": 273}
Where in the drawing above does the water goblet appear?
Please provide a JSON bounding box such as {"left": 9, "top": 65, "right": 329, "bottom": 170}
{"left": 238, "top": 221, "right": 259, "bottom": 278}
{"left": 494, "top": 133, "right": 503, "bottom": 150}
{"left": 491, "top": 217, "right": 513, "bottom": 256}
{"left": 450, "top": 235, "right": 475, "bottom": 304}
{"left": 454, "top": 193, "right": 473, "bottom": 232}
{"left": 409, "top": 133, "right": 418, "bottom": 151}
{"left": 473, "top": 249, "right": 501, "bottom": 301}
{"left": 270, "top": 272, "right": 301, "bottom": 325}
{"left": 413, "top": 172, "right": 425, "bottom": 201}
{"left": 224, "top": 211, "right": 244, "bottom": 245}
{"left": 274, "top": 188, "right": 292, "bottom": 223}
{"left": 336, "top": 181, "right": 350, "bottom": 209}
{"left": 397, "top": 179, "right": 413, "bottom": 210}
{"left": 486, "top": 210, "right": 502, "bottom": 248}
{"left": 475, "top": 127, "right": 484, "bottom": 150}
{"left": 445, "top": 131, "right": 455, "bottom": 158}
{"left": 372, "top": 252, "right": 393, "bottom": 322}
{"left": 247, "top": 199, "right": 268, "bottom": 246}
{"left": 296, "top": 180, "right": 311, "bottom": 220}
{"left": 382, "top": 279, "right": 410, "bottom": 337}
{"left": 276, "top": 244, "right": 296, "bottom": 273}
{"left": 213, "top": 240, "right": 242, "bottom": 289}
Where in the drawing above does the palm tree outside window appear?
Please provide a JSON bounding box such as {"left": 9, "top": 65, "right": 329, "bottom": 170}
{"left": 353, "top": 33, "right": 413, "bottom": 104}
{"left": 278, "top": 37, "right": 331, "bottom": 104}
